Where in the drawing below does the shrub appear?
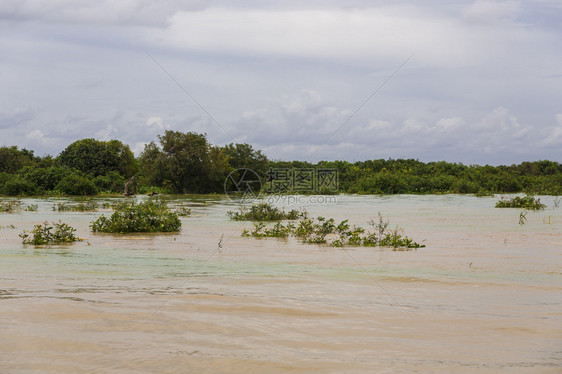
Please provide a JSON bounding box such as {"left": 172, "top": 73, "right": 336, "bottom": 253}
{"left": 17, "top": 165, "right": 72, "bottom": 193}
{"left": 91, "top": 199, "right": 181, "bottom": 233}
{"left": 474, "top": 189, "right": 494, "bottom": 197}
{"left": 0, "top": 200, "right": 21, "bottom": 212}
{"left": 25, "top": 204, "right": 39, "bottom": 211}
{"left": 53, "top": 200, "right": 98, "bottom": 212}
{"left": 243, "top": 212, "right": 425, "bottom": 250}
{"left": 495, "top": 195, "right": 546, "bottom": 210}
{"left": 56, "top": 174, "right": 98, "bottom": 195}
{"left": 228, "top": 202, "right": 306, "bottom": 221}
{"left": 2, "top": 177, "right": 39, "bottom": 196}
{"left": 93, "top": 171, "right": 126, "bottom": 193}
{"left": 20, "top": 221, "right": 82, "bottom": 245}
{"left": 175, "top": 203, "right": 192, "bottom": 217}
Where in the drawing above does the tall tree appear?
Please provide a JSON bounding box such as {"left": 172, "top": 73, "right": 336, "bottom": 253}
{"left": 57, "top": 138, "right": 137, "bottom": 177}
{"left": 221, "top": 143, "right": 269, "bottom": 176}
{"left": 139, "top": 131, "right": 230, "bottom": 193}
{"left": 0, "top": 146, "right": 37, "bottom": 173}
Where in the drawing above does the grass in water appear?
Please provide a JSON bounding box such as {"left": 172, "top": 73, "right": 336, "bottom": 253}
{"left": 519, "top": 210, "right": 528, "bottom": 225}
{"left": 53, "top": 200, "right": 98, "bottom": 212}
{"left": 243, "top": 212, "right": 424, "bottom": 250}
{"left": 228, "top": 202, "right": 306, "bottom": 221}
{"left": 20, "top": 221, "right": 82, "bottom": 245}
{"left": 91, "top": 199, "right": 181, "bottom": 233}
{"left": 0, "top": 200, "right": 21, "bottom": 213}
{"left": 175, "top": 203, "right": 192, "bottom": 217}
{"left": 495, "top": 195, "right": 546, "bottom": 210}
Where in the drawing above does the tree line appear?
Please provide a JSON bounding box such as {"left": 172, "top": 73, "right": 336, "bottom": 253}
{"left": 0, "top": 130, "right": 560, "bottom": 196}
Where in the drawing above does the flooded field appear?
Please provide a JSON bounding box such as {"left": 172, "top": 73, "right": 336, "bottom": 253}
{"left": 1, "top": 194, "right": 561, "bottom": 373}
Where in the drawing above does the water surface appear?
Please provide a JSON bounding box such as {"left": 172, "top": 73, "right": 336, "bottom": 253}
{"left": 1, "top": 195, "right": 561, "bottom": 373}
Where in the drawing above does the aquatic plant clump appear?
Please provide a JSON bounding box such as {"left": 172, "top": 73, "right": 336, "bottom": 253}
{"left": 495, "top": 195, "right": 546, "bottom": 210}
{"left": 90, "top": 199, "right": 181, "bottom": 233}
{"left": 53, "top": 200, "right": 98, "bottom": 212}
{"left": 174, "top": 203, "right": 192, "bottom": 217}
{"left": 243, "top": 213, "right": 425, "bottom": 250}
{"left": 228, "top": 202, "right": 307, "bottom": 221}
{"left": 0, "top": 200, "right": 21, "bottom": 213}
{"left": 20, "top": 221, "right": 82, "bottom": 245}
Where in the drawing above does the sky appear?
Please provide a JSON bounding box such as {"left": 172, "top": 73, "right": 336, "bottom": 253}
{"left": 1, "top": 0, "right": 561, "bottom": 165}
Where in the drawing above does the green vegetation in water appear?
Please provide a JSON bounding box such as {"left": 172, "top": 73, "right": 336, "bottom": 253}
{"left": 90, "top": 199, "right": 181, "bottom": 233}
{"left": 20, "top": 221, "right": 82, "bottom": 245}
{"left": 174, "top": 203, "right": 192, "bottom": 217}
{"left": 25, "top": 204, "right": 39, "bottom": 211}
{"left": 53, "top": 200, "right": 98, "bottom": 212}
{"left": 228, "top": 202, "right": 307, "bottom": 221}
{"left": 0, "top": 200, "right": 21, "bottom": 213}
{"left": 519, "top": 210, "right": 528, "bottom": 225}
{"left": 243, "top": 213, "right": 424, "bottom": 250}
{"left": 474, "top": 189, "right": 495, "bottom": 197}
{"left": 495, "top": 195, "right": 546, "bottom": 210}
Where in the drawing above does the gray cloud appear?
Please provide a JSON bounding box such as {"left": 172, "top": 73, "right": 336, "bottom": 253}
{"left": 0, "top": 0, "right": 561, "bottom": 164}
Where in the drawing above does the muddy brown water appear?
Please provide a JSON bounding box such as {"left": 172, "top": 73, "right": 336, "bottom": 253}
{"left": 1, "top": 195, "right": 561, "bottom": 373}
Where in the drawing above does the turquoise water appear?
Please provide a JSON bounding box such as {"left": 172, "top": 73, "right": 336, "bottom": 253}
{"left": 1, "top": 194, "right": 561, "bottom": 373}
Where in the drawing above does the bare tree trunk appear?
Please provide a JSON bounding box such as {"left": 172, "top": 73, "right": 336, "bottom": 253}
{"left": 124, "top": 176, "right": 136, "bottom": 196}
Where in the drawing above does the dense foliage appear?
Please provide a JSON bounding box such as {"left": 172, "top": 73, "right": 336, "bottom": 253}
{"left": 495, "top": 195, "right": 546, "bottom": 210}
{"left": 227, "top": 202, "right": 306, "bottom": 221}
{"left": 138, "top": 131, "right": 230, "bottom": 194}
{"left": 57, "top": 139, "right": 137, "bottom": 178}
{"left": 90, "top": 199, "right": 181, "bottom": 233}
{"left": 20, "top": 221, "right": 82, "bottom": 245}
{"left": 0, "top": 132, "right": 560, "bottom": 196}
{"left": 270, "top": 159, "right": 561, "bottom": 195}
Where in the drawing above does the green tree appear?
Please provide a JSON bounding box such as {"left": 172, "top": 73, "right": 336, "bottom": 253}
{"left": 0, "top": 146, "right": 37, "bottom": 173}
{"left": 139, "top": 131, "right": 230, "bottom": 193}
{"left": 57, "top": 138, "right": 137, "bottom": 177}
{"left": 56, "top": 173, "right": 98, "bottom": 195}
{"left": 222, "top": 143, "right": 269, "bottom": 176}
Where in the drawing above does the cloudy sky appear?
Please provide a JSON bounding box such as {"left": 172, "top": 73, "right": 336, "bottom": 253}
{"left": 1, "top": 0, "right": 561, "bottom": 164}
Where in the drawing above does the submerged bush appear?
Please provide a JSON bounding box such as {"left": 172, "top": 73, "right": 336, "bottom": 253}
{"left": 53, "top": 200, "right": 98, "bottom": 212}
{"left": 228, "top": 202, "right": 306, "bottom": 221}
{"left": 25, "top": 204, "right": 39, "bottom": 211}
{"left": 474, "top": 189, "right": 494, "bottom": 197}
{"left": 20, "top": 221, "right": 82, "bottom": 245}
{"left": 91, "top": 199, "right": 181, "bottom": 233}
{"left": 243, "top": 212, "right": 424, "bottom": 250}
{"left": 174, "top": 203, "right": 192, "bottom": 217}
{"left": 495, "top": 195, "right": 546, "bottom": 210}
{"left": 0, "top": 200, "right": 21, "bottom": 213}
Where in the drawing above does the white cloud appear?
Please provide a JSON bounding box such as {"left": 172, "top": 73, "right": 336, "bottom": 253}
{"left": 146, "top": 116, "right": 164, "bottom": 129}
{"left": 544, "top": 113, "right": 562, "bottom": 145}
{"left": 436, "top": 117, "right": 464, "bottom": 131}
{"left": 25, "top": 129, "right": 43, "bottom": 140}
{"left": 462, "top": 0, "right": 521, "bottom": 23}
{"left": 0, "top": 0, "right": 206, "bottom": 26}
{"left": 154, "top": 7, "right": 484, "bottom": 67}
